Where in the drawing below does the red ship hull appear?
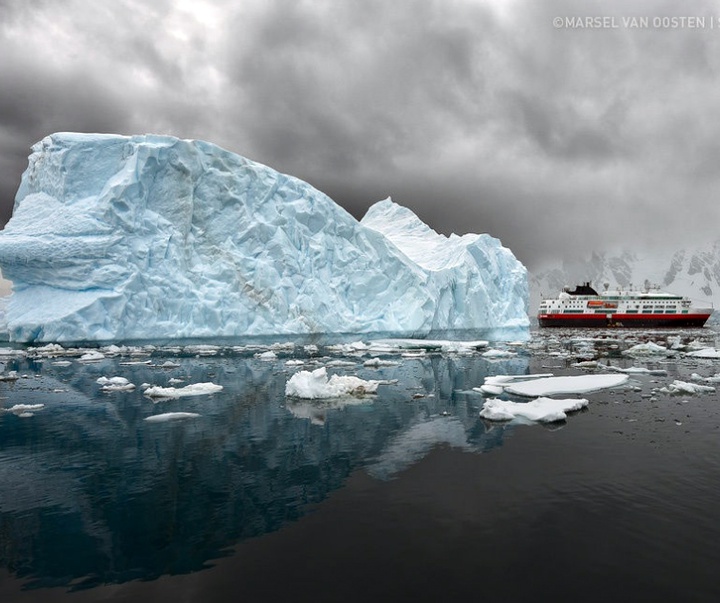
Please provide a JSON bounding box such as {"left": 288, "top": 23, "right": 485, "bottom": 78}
{"left": 538, "top": 313, "right": 711, "bottom": 328}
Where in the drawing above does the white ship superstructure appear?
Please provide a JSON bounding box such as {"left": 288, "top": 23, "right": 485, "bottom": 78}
{"left": 538, "top": 282, "right": 712, "bottom": 328}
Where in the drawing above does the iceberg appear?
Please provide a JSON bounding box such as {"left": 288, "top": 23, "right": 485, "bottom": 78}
{"left": 0, "top": 133, "right": 529, "bottom": 342}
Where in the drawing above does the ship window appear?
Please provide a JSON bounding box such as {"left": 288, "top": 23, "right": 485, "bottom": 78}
{"left": 665, "top": 310, "right": 676, "bottom": 314}
{"left": 682, "top": 310, "right": 688, "bottom": 314}
{"left": 626, "top": 310, "right": 638, "bottom": 314}
{"left": 654, "top": 309, "right": 664, "bottom": 313}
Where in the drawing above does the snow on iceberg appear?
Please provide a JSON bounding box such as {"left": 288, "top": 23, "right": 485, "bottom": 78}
{"left": 0, "top": 133, "right": 528, "bottom": 342}
{"left": 480, "top": 397, "right": 589, "bottom": 423}
{"left": 285, "top": 367, "right": 384, "bottom": 399}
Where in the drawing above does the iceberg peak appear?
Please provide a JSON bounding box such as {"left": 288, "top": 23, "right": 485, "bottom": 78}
{"left": 0, "top": 133, "right": 528, "bottom": 342}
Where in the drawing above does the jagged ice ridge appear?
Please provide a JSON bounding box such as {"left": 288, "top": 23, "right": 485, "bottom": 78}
{"left": 0, "top": 133, "right": 528, "bottom": 342}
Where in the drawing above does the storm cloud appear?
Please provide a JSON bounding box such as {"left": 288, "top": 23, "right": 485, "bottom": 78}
{"left": 1, "top": 0, "right": 720, "bottom": 271}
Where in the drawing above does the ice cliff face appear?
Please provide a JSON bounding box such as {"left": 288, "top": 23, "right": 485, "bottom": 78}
{"left": 0, "top": 133, "right": 528, "bottom": 342}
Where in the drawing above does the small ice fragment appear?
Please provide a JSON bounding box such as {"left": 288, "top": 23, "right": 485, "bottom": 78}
{"left": 622, "top": 342, "right": 672, "bottom": 357}
{"left": 3, "top": 403, "right": 45, "bottom": 414}
{"left": 686, "top": 348, "right": 720, "bottom": 359}
{"left": 473, "top": 384, "right": 505, "bottom": 396}
{"left": 482, "top": 349, "right": 517, "bottom": 358}
{"left": 144, "top": 412, "right": 201, "bottom": 422}
{"left": 363, "top": 358, "right": 401, "bottom": 368}
{"left": 480, "top": 397, "right": 589, "bottom": 423}
{"left": 144, "top": 382, "right": 223, "bottom": 399}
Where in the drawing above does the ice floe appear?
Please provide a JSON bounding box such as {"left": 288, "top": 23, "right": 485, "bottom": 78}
{"left": 504, "top": 374, "right": 629, "bottom": 397}
{"left": 622, "top": 342, "right": 673, "bottom": 357}
{"left": 603, "top": 365, "right": 668, "bottom": 376}
{"left": 97, "top": 376, "right": 135, "bottom": 392}
{"left": 285, "top": 367, "right": 386, "bottom": 399}
{"left": 482, "top": 349, "right": 517, "bottom": 359}
{"left": 656, "top": 380, "right": 716, "bottom": 395}
{"left": 363, "top": 358, "right": 401, "bottom": 368}
{"left": 1, "top": 403, "right": 45, "bottom": 416}
{"left": 144, "top": 382, "right": 223, "bottom": 399}
{"left": 685, "top": 348, "right": 720, "bottom": 359}
{"left": 480, "top": 397, "right": 589, "bottom": 423}
{"left": 144, "top": 412, "right": 201, "bottom": 422}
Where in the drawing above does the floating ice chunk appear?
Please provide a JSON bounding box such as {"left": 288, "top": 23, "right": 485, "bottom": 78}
{"left": 363, "top": 358, "right": 401, "bottom": 368}
{"left": 28, "top": 343, "right": 65, "bottom": 357}
{"left": 685, "top": 348, "right": 720, "bottom": 359}
{"left": 474, "top": 384, "right": 505, "bottom": 396}
{"left": 144, "top": 382, "right": 223, "bottom": 399}
{"left": 79, "top": 350, "right": 105, "bottom": 362}
{"left": 480, "top": 397, "right": 589, "bottom": 423}
{"left": 285, "top": 367, "right": 383, "bottom": 399}
{"left": 51, "top": 360, "right": 72, "bottom": 367}
{"left": 144, "top": 412, "right": 201, "bottom": 422}
{"left": 482, "top": 349, "right": 517, "bottom": 359}
{"left": 285, "top": 359, "right": 305, "bottom": 366}
{"left": 504, "top": 374, "right": 629, "bottom": 397}
{"left": 482, "top": 373, "right": 554, "bottom": 387}
{"left": 327, "top": 359, "right": 358, "bottom": 367}
{"left": 155, "top": 360, "right": 181, "bottom": 369}
{"left": 603, "top": 365, "right": 668, "bottom": 376}
{"left": 2, "top": 403, "right": 45, "bottom": 414}
{"left": 0, "top": 371, "right": 19, "bottom": 381}
{"left": 571, "top": 361, "right": 600, "bottom": 369}
{"left": 256, "top": 350, "right": 277, "bottom": 360}
{"left": 658, "top": 380, "right": 716, "bottom": 395}
{"left": 622, "top": 342, "right": 672, "bottom": 357}
{"left": 97, "top": 376, "right": 135, "bottom": 391}
{"left": 371, "top": 339, "right": 489, "bottom": 353}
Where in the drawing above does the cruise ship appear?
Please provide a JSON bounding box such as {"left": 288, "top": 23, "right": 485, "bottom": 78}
{"left": 538, "top": 282, "right": 713, "bottom": 328}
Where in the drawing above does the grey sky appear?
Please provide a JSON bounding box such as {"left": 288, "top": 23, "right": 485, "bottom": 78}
{"left": 1, "top": 0, "right": 720, "bottom": 271}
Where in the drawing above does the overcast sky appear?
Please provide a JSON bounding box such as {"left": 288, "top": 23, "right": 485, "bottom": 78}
{"left": 1, "top": 0, "right": 720, "bottom": 272}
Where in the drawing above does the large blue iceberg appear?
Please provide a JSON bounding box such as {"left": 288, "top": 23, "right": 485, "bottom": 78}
{"left": 0, "top": 133, "right": 528, "bottom": 342}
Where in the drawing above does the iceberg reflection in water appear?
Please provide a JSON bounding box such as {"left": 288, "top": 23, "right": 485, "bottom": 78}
{"left": 0, "top": 343, "right": 528, "bottom": 590}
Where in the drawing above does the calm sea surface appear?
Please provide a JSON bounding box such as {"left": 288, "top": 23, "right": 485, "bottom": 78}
{"left": 1, "top": 328, "right": 720, "bottom": 602}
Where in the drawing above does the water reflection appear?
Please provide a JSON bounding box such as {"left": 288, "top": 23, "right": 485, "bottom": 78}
{"left": 0, "top": 348, "right": 528, "bottom": 590}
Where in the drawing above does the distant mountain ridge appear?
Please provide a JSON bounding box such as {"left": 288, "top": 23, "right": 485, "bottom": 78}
{"left": 530, "top": 244, "right": 720, "bottom": 312}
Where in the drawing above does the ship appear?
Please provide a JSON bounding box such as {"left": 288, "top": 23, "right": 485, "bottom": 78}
{"left": 538, "top": 282, "right": 713, "bottom": 328}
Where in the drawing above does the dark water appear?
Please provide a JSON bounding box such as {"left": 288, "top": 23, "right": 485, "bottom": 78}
{"left": 1, "top": 329, "right": 720, "bottom": 602}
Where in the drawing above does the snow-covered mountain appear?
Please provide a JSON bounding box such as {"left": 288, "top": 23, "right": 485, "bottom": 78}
{"left": 530, "top": 245, "right": 720, "bottom": 312}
